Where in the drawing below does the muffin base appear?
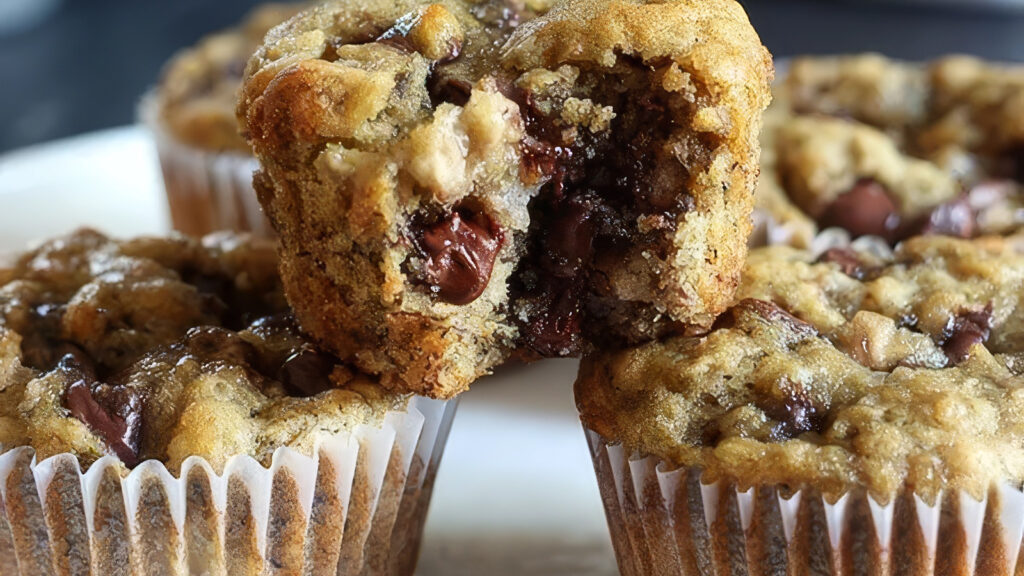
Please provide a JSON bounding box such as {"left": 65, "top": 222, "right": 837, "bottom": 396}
{"left": 0, "top": 396, "right": 456, "bottom": 575}
{"left": 584, "top": 427, "right": 1024, "bottom": 576}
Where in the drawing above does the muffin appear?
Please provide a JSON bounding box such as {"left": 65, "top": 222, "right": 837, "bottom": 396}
{"left": 238, "top": 0, "right": 773, "bottom": 398}
{"left": 577, "top": 235, "right": 1024, "bottom": 574}
{"left": 0, "top": 229, "right": 455, "bottom": 575}
{"left": 754, "top": 54, "right": 1024, "bottom": 249}
{"left": 142, "top": 3, "right": 306, "bottom": 237}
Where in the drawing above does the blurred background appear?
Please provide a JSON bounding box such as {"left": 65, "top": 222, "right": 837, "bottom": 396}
{"left": 2, "top": 0, "right": 1024, "bottom": 153}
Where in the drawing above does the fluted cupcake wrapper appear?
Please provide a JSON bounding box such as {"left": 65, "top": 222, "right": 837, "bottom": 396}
{"left": 139, "top": 94, "right": 271, "bottom": 238}
{"left": 0, "top": 396, "right": 456, "bottom": 576}
{"left": 585, "top": 427, "right": 1024, "bottom": 576}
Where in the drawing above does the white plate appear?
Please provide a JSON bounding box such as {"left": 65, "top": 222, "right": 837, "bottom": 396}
{"left": 0, "top": 126, "right": 618, "bottom": 575}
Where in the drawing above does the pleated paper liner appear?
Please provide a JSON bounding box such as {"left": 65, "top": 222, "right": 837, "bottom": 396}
{"left": 585, "top": 427, "right": 1024, "bottom": 576}
{"left": 0, "top": 395, "right": 456, "bottom": 576}
{"left": 139, "top": 94, "right": 272, "bottom": 238}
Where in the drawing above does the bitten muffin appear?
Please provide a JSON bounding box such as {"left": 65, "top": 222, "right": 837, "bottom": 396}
{"left": 0, "top": 230, "right": 455, "bottom": 576}
{"left": 145, "top": 3, "right": 306, "bottom": 237}
{"left": 577, "top": 236, "right": 1024, "bottom": 573}
{"left": 754, "top": 54, "right": 1024, "bottom": 249}
{"left": 239, "top": 0, "right": 773, "bottom": 398}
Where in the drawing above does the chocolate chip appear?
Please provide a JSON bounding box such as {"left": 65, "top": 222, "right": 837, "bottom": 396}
{"left": 519, "top": 280, "right": 583, "bottom": 357}
{"left": 819, "top": 179, "right": 901, "bottom": 241}
{"left": 541, "top": 196, "right": 597, "bottom": 277}
{"left": 816, "top": 247, "right": 867, "bottom": 279}
{"left": 942, "top": 305, "right": 993, "bottom": 365}
{"left": 762, "top": 383, "right": 827, "bottom": 440}
{"left": 412, "top": 208, "right": 503, "bottom": 305}
{"left": 61, "top": 358, "right": 142, "bottom": 467}
{"left": 733, "top": 299, "right": 819, "bottom": 339}
{"left": 279, "top": 348, "right": 337, "bottom": 397}
{"left": 916, "top": 196, "right": 976, "bottom": 239}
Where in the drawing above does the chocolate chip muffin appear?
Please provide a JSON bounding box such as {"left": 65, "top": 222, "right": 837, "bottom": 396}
{"left": 144, "top": 3, "right": 307, "bottom": 237}
{"left": 239, "top": 0, "right": 773, "bottom": 398}
{"left": 0, "top": 228, "right": 395, "bottom": 468}
{"left": 755, "top": 54, "right": 1024, "bottom": 249}
{"left": 0, "top": 230, "right": 456, "bottom": 575}
{"left": 577, "top": 236, "right": 1024, "bottom": 574}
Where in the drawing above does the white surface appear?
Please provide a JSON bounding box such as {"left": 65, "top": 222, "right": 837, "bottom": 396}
{"left": 0, "top": 126, "right": 618, "bottom": 575}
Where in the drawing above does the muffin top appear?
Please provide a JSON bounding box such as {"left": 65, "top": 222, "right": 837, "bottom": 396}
{"left": 153, "top": 3, "right": 306, "bottom": 152}
{"left": 754, "top": 54, "right": 1024, "bottom": 249}
{"left": 237, "top": 0, "right": 772, "bottom": 397}
{"left": 577, "top": 235, "right": 1024, "bottom": 502}
{"left": 0, "top": 230, "right": 405, "bottom": 472}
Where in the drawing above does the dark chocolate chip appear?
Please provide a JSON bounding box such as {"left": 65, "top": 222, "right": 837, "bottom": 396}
{"left": 279, "top": 348, "right": 337, "bottom": 397}
{"left": 942, "top": 305, "right": 993, "bottom": 365}
{"left": 733, "top": 298, "right": 819, "bottom": 339}
{"left": 413, "top": 208, "right": 503, "bottom": 305}
{"left": 541, "top": 196, "right": 597, "bottom": 277}
{"left": 916, "top": 196, "right": 976, "bottom": 239}
{"left": 520, "top": 281, "right": 583, "bottom": 357}
{"left": 63, "top": 372, "right": 142, "bottom": 466}
{"left": 816, "top": 247, "right": 867, "bottom": 279}
{"left": 819, "top": 179, "right": 901, "bottom": 241}
{"left": 763, "top": 384, "right": 827, "bottom": 440}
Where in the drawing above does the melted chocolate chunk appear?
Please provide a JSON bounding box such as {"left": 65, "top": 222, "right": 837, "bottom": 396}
{"left": 942, "top": 305, "right": 993, "bottom": 365}
{"left": 519, "top": 280, "right": 583, "bottom": 357}
{"left": 540, "top": 196, "right": 598, "bottom": 277}
{"left": 762, "top": 381, "right": 827, "bottom": 440}
{"left": 411, "top": 208, "right": 503, "bottom": 305}
{"left": 734, "top": 298, "right": 819, "bottom": 339}
{"left": 819, "top": 179, "right": 901, "bottom": 241}
{"left": 915, "top": 196, "right": 976, "bottom": 239}
{"left": 60, "top": 353, "right": 142, "bottom": 466}
{"left": 816, "top": 247, "right": 867, "bottom": 279}
{"left": 279, "top": 348, "right": 337, "bottom": 397}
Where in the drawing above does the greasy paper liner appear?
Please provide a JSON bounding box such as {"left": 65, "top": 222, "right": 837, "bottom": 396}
{"left": 584, "top": 427, "right": 1024, "bottom": 576}
{"left": 0, "top": 395, "right": 456, "bottom": 576}
{"left": 139, "top": 94, "right": 272, "bottom": 238}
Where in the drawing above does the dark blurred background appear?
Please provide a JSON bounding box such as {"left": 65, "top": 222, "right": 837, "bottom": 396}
{"left": 2, "top": 0, "right": 1024, "bottom": 153}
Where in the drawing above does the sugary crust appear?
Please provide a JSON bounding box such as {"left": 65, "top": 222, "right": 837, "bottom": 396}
{"left": 578, "top": 236, "right": 1024, "bottom": 502}
{"left": 240, "top": 0, "right": 772, "bottom": 397}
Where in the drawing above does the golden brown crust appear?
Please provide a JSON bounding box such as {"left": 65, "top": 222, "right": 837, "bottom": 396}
{"left": 240, "top": 0, "right": 772, "bottom": 397}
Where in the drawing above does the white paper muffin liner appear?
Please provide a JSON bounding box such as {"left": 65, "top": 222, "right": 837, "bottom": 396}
{"left": 584, "top": 427, "right": 1024, "bottom": 576}
{"left": 139, "top": 94, "right": 272, "bottom": 238}
{"left": 0, "top": 395, "right": 456, "bottom": 576}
